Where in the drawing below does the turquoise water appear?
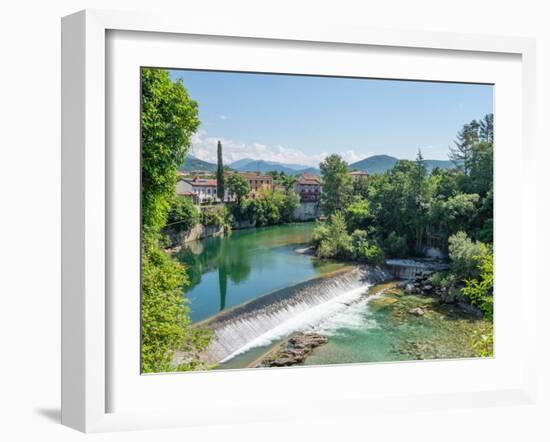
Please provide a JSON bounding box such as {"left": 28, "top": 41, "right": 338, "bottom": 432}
{"left": 174, "top": 223, "right": 346, "bottom": 322}
{"left": 173, "top": 224, "right": 490, "bottom": 368}
{"left": 303, "top": 283, "right": 491, "bottom": 366}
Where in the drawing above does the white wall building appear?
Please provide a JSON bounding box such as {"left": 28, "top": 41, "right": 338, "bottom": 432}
{"left": 176, "top": 177, "right": 219, "bottom": 203}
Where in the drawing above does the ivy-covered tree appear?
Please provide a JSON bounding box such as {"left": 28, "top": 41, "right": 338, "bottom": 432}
{"left": 141, "top": 68, "right": 200, "bottom": 243}
{"left": 140, "top": 68, "right": 211, "bottom": 373}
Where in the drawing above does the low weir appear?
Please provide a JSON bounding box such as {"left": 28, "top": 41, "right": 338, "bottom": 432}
{"left": 385, "top": 259, "right": 449, "bottom": 280}
{"left": 199, "top": 266, "right": 391, "bottom": 364}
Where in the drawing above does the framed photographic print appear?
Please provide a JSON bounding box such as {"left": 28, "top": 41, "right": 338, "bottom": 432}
{"left": 61, "top": 9, "right": 537, "bottom": 432}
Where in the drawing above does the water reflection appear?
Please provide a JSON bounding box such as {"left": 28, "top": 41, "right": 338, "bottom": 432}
{"left": 174, "top": 223, "right": 346, "bottom": 322}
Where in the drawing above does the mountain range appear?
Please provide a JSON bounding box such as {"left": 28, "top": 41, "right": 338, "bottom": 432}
{"left": 229, "top": 158, "right": 321, "bottom": 176}
{"left": 349, "top": 155, "right": 455, "bottom": 174}
{"left": 180, "top": 154, "right": 456, "bottom": 176}
{"left": 179, "top": 155, "right": 218, "bottom": 172}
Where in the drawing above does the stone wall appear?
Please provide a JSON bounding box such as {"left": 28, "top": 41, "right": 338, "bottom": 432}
{"left": 165, "top": 223, "right": 225, "bottom": 248}
{"left": 165, "top": 219, "right": 256, "bottom": 248}
{"left": 293, "top": 202, "right": 320, "bottom": 221}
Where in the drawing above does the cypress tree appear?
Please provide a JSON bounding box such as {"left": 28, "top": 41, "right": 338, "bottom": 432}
{"left": 217, "top": 140, "right": 225, "bottom": 201}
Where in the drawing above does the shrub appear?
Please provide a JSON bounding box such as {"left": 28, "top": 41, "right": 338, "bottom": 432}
{"left": 166, "top": 195, "right": 199, "bottom": 233}
{"left": 471, "top": 326, "right": 494, "bottom": 357}
{"left": 141, "top": 245, "right": 212, "bottom": 373}
{"left": 448, "top": 231, "right": 489, "bottom": 279}
{"left": 312, "top": 212, "right": 352, "bottom": 259}
{"left": 350, "top": 229, "right": 385, "bottom": 264}
{"left": 200, "top": 205, "right": 233, "bottom": 231}
{"left": 462, "top": 252, "right": 494, "bottom": 320}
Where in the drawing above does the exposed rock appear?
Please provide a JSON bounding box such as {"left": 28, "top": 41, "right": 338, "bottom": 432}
{"left": 405, "top": 283, "right": 416, "bottom": 294}
{"left": 409, "top": 307, "right": 426, "bottom": 316}
{"left": 457, "top": 302, "right": 484, "bottom": 319}
{"left": 421, "top": 284, "right": 434, "bottom": 293}
{"left": 258, "top": 332, "right": 328, "bottom": 367}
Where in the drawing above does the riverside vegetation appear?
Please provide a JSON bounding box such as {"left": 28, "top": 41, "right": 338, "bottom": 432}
{"left": 311, "top": 114, "right": 494, "bottom": 355}
{"left": 141, "top": 67, "right": 494, "bottom": 372}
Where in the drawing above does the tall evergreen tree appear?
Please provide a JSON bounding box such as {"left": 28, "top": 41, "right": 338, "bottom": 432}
{"left": 479, "top": 113, "right": 494, "bottom": 143}
{"left": 216, "top": 140, "right": 225, "bottom": 202}
{"left": 449, "top": 120, "right": 480, "bottom": 174}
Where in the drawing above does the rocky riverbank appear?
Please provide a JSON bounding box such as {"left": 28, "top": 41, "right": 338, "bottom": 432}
{"left": 402, "top": 270, "right": 483, "bottom": 318}
{"left": 253, "top": 332, "right": 328, "bottom": 367}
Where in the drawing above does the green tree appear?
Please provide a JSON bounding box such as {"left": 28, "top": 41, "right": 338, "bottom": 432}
{"left": 448, "top": 231, "right": 490, "bottom": 279}
{"left": 141, "top": 68, "right": 200, "bottom": 243}
{"left": 312, "top": 212, "right": 352, "bottom": 259}
{"left": 141, "top": 247, "right": 211, "bottom": 373}
{"left": 449, "top": 120, "right": 480, "bottom": 174}
{"left": 216, "top": 140, "right": 225, "bottom": 201}
{"left": 226, "top": 174, "right": 251, "bottom": 204}
{"left": 320, "top": 154, "right": 353, "bottom": 215}
{"left": 345, "top": 199, "right": 372, "bottom": 232}
{"left": 462, "top": 252, "right": 494, "bottom": 320}
{"left": 468, "top": 140, "right": 493, "bottom": 196}
{"left": 280, "top": 175, "right": 297, "bottom": 193}
{"left": 280, "top": 190, "right": 300, "bottom": 222}
{"left": 429, "top": 193, "right": 480, "bottom": 237}
{"left": 350, "top": 229, "right": 385, "bottom": 264}
{"left": 166, "top": 195, "right": 199, "bottom": 234}
{"left": 140, "top": 68, "right": 211, "bottom": 373}
{"left": 479, "top": 113, "right": 494, "bottom": 143}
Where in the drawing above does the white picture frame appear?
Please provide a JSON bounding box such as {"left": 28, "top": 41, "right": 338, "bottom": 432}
{"left": 61, "top": 9, "right": 537, "bottom": 433}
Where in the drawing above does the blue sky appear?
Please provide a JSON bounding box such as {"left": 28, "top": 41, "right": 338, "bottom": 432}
{"left": 169, "top": 69, "right": 493, "bottom": 167}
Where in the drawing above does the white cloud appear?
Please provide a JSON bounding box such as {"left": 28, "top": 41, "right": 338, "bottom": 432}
{"left": 189, "top": 130, "right": 371, "bottom": 167}
{"left": 218, "top": 114, "right": 229, "bottom": 120}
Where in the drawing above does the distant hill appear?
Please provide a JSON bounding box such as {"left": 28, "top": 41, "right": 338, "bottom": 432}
{"left": 424, "top": 159, "right": 456, "bottom": 171}
{"left": 230, "top": 158, "right": 320, "bottom": 176}
{"left": 179, "top": 155, "right": 217, "bottom": 172}
{"left": 295, "top": 167, "right": 321, "bottom": 176}
{"left": 349, "top": 155, "right": 455, "bottom": 174}
{"left": 349, "top": 155, "right": 398, "bottom": 174}
{"left": 180, "top": 154, "right": 453, "bottom": 177}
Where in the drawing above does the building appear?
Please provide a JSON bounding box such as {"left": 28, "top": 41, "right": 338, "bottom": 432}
{"left": 349, "top": 170, "right": 369, "bottom": 181}
{"left": 176, "top": 176, "right": 219, "bottom": 203}
{"left": 294, "top": 173, "right": 322, "bottom": 203}
{"left": 237, "top": 172, "right": 274, "bottom": 199}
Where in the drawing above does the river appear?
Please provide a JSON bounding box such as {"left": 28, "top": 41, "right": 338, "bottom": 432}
{"left": 174, "top": 222, "right": 346, "bottom": 323}
{"left": 173, "top": 222, "right": 490, "bottom": 369}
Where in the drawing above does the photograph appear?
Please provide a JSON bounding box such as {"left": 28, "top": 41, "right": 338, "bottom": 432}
{"left": 140, "top": 67, "right": 494, "bottom": 374}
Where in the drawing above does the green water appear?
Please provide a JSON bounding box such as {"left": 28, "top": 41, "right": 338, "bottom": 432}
{"left": 303, "top": 282, "right": 491, "bottom": 366}
{"left": 174, "top": 223, "right": 346, "bottom": 322}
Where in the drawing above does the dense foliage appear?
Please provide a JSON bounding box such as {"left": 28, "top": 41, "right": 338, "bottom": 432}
{"left": 141, "top": 68, "right": 211, "bottom": 373}
{"left": 226, "top": 173, "right": 251, "bottom": 204}
{"left": 320, "top": 154, "right": 353, "bottom": 215}
{"left": 231, "top": 188, "right": 300, "bottom": 226}
{"left": 166, "top": 195, "right": 199, "bottom": 234}
{"left": 141, "top": 247, "right": 211, "bottom": 372}
{"left": 312, "top": 115, "right": 494, "bottom": 357}
{"left": 312, "top": 213, "right": 384, "bottom": 264}
{"left": 141, "top": 68, "right": 200, "bottom": 243}
{"left": 315, "top": 114, "right": 494, "bottom": 260}
{"left": 200, "top": 205, "right": 233, "bottom": 231}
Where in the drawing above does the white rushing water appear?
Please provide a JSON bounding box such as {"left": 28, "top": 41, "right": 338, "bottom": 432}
{"left": 204, "top": 269, "right": 386, "bottom": 363}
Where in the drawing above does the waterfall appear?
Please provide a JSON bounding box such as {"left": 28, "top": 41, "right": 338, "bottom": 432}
{"left": 201, "top": 266, "right": 390, "bottom": 363}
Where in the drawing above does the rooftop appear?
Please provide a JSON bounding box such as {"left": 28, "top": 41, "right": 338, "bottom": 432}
{"left": 185, "top": 178, "right": 217, "bottom": 187}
